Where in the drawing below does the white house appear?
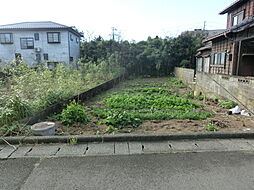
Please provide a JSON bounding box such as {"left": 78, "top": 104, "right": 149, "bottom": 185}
{"left": 0, "top": 21, "right": 83, "bottom": 67}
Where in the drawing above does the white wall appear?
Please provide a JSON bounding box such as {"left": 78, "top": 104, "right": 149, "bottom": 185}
{"left": 68, "top": 31, "right": 81, "bottom": 65}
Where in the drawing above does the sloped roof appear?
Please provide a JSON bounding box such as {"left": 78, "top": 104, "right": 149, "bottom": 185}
{"left": 220, "top": 0, "right": 248, "bottom": 15}
{"left": 0, "top": 21, "right": 83, "bottom": 37}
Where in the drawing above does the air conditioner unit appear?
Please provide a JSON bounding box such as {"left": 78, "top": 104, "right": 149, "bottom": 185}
{"left": 34, "top": 48, "right": 41, "bottom": 52}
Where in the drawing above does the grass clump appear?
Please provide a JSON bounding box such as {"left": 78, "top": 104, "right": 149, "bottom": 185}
{"left": 0, "top": 95, "right": 33, "bottom": 126}
{"left": 60, "top": 101, "right": 89, "bottom": 125}
{"left": 204, "top": 123, "right": 219, "bottom": 132}
{"left": 219, "top": 100, "right": 236, "bottom": 109}
{"left": 0, "top": 122, "right": 31, "bottom": 137}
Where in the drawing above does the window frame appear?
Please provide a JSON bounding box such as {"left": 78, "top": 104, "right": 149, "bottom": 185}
{"left": 211, "top": 52, "right": 226, "bottom": 66}
{"left": 20, "top": 38, "right": 34, "bottom": 49}
{"left": 43, "top": 53, "right": 49, "bottom": 61}
{"left": 47, "top": 32, "right": 61, "bottom": 43}
{"left": 34, "top": 33, "right": 40, "bottom": 41}
{"left": 232, "top": 10, "right": 245, "bottom": 26}
{"left": 0, "top": 33, "right": 13, "bottom": 44}
{"left": 36, "top": 53, "right": 41, "bottom": 62}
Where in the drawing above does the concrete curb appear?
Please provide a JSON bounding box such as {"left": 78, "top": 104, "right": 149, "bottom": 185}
{"left": 1, "top": 132, "right": 254, "bottom": 145}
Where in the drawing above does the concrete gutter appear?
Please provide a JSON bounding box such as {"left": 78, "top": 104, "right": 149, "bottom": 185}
{"left": 1, "top": 132, "right": 254, "bottom": 145}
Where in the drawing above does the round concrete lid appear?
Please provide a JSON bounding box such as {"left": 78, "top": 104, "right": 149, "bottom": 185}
{"left": 31, "top": 122, "right": 55, "bottom": 132}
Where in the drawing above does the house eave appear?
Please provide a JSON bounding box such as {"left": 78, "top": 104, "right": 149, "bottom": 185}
{"left": 219, "top": 0, "right": 248, "bottom": 15}
{"left": 204, "top": 16, "right": 254, "bottom": 42}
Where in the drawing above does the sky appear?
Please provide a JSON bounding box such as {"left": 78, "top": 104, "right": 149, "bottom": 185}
{"left": 0, "top": 0, "right": 234, "bottom": 41}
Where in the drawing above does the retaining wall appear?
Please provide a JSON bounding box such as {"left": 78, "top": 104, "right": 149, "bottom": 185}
{"left": 20, "top": 73, "right": 127, "bottom": 125}
{"left": 195, "top": 72, "right": 254, "bottom": 112}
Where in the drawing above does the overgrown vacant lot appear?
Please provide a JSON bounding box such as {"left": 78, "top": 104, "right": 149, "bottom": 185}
{"left": 53, "top": 77, "right": 254, "bottom": 135}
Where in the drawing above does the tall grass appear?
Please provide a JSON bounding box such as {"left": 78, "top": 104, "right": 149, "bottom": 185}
{"left": 0, "top": 55, "right": 124, "bottom": 126}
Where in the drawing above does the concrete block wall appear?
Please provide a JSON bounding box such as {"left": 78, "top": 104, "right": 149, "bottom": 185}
{"left": 195, "top": 72, "right": 254, "bottom": 112}
{"left": 174, "top": 67, "right": 195, "bottom": 88}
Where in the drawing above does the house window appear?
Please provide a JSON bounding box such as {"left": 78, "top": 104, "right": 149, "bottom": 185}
{"left": 70, "top": 34, "right": 73, "bottom": 41}
{"left": 233, "top": 11, "right": 244, "bottom": 26}
{"left": 20, "top": 38, "right": 34, "bottom": 49}
{"left": 196, "top": 57, "right": 203, "bottom": 72}
{"left": 43, "top": 53, "right": 49, "bottom": 60}
{"left": 36, "top": 54, "right": 41, "bottom": 62}
{"left": 76, "top": 37, "right": 79, "bottom": 44}
{"left": 0, "top": 33, "right": 13, "bottom": 44}
{"left": 211, "top": 52, "right": 226, "bottom": 65}
{"left": 34, "top": 33, "right": 39, "bottom": 41}
{"left": 47, "top": 32, "right": 60, "bottom": 43}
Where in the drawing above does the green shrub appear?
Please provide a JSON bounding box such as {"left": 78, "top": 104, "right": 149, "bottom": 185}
{"left": 60, "top": 101, "right": 89, "bottom": 125}
{"left": 219, "top": 101, "right": 236, "bottom": 109}
{"left": 204, "top": 123, "right": 219, "bottom": 132}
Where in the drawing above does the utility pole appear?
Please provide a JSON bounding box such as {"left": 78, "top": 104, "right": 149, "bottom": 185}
{"left": 112, "top": 27, "right": 117, "bottom": 41}
{"left": 203, "top": 21, "right": 206, "bottom": 30}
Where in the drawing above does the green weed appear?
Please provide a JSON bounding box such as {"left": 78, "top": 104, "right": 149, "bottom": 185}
{"left": 204, "top": 123, "right": 219, "bottom": 132}
{"left": 219, "top": 101, "right": 236, "bottom": 109}
{"left": 0, "top": 122, "right": 31, "bottom": 137}
{"left": 60, "top": 101, "right": 90, "bottom": 126}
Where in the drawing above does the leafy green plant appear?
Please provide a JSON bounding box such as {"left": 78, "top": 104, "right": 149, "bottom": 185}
{"left": 104, "top": 94, "right": 203, "bottom": 110}
{"left": 168, "top": 78, "right": 187, "bottom": 88}
{"left": 219, "top": 100, "right": 236, "bottom": 109}
{"left": 204, "top": 123, "right": 219, "bottom": 132}
{"left": 69, "top": 137, "right": 78, "bottom": 144}
{"left": 100, "top": 110, "right": 142, "bottom": 128}
{"left": 60, "top": 101, "right": 89, "bottom": 125}
{"left": 128, "top": 83, "right": 169, "bottom": 88}
{"left": 125, "top": 88, "right": 172, "bottom": 95}
{"left": 92, "top": 107, "right": 212, "bottom": 121}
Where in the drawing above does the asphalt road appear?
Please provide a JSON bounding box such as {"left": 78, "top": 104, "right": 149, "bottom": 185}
{"left": 1, "top": 151, "right": 254, "bottom": 190}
